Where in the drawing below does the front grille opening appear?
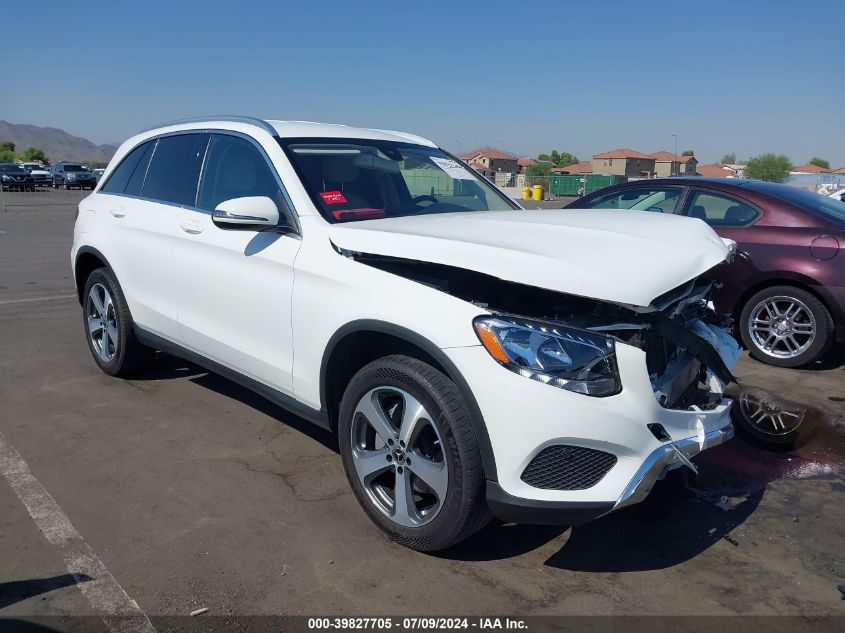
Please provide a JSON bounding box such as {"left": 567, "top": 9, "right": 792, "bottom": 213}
{"left": 521, "top": 445, "right": 617, "bottom": 490}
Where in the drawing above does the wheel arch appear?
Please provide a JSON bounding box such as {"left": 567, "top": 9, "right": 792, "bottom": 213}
{"left": 733, "top": 273, "right": 839, "bottom": 330}
{"left": 320, "top": 320, "right": 498, "bottom": 481}
{"left": 74, "top": 246, "right": 114, "bottom": 305}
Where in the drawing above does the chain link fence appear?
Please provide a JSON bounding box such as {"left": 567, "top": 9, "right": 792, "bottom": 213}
{"left": 0, "top": 183, "right": 90, "bottom": 211}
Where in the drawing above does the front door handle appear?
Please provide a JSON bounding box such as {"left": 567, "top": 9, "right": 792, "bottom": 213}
{"left": 179, "top": 222, "right": 203, "bottom": 235}
{"left": 109, "top": 208, "right": 125, "bottom": 218}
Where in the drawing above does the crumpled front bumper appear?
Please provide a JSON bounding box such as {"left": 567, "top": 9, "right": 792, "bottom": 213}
{"left": 610, "top": 416, "right": 734, "bottom": 513}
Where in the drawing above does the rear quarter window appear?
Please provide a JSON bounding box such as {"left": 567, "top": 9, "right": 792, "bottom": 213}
{"left": 101, "top": 141, "right": 153, "bottom": 194}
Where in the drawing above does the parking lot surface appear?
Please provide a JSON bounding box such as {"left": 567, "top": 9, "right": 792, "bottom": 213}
{"left": 1, "top": 204, "right": 844, "bottom": 624}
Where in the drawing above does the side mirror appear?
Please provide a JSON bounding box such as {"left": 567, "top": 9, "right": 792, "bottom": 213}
{"left": 212, "top": 196, "right": 280, "bottom": 229}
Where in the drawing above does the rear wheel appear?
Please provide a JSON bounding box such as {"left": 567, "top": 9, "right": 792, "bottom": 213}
{"left": 739, "top": 285, "right": 833, "bottom": 368}
{"left": 338, "top": 355, "right": 491, "bottom": 551}
{"left": 82, "top": 268, "right": 154, "bottom": 376}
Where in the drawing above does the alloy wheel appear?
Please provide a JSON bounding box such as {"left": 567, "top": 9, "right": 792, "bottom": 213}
{"left": 738, "top": 391, "right": 805, "bottom": 437}
{"left": 350, "top": 387, "right": 448, "bottom": 527}
{"left": 747, "top": 295, "right": 816, "bottom": 359}
{"left": 86, "top": 283, "right": 118, "bottom": 362}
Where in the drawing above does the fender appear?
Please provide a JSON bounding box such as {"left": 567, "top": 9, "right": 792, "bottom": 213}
{"left": 320, "top": 319, "right": 498, "bottom": 481}
{"left": 73, "top": 245, "right": 116, "bottom": 303}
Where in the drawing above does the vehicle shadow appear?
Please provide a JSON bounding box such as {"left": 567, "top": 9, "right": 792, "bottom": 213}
{"left": 544, "top": 468, "right": 763, "bottom": 572}
{"left": 441, "top": 438, "right": 775, "bottom": 569}
{"left": 0, "top": 573, "right": 91, "bottom": 609}
{"left": 130, "top": 352, "right": 339, "bottom": 453}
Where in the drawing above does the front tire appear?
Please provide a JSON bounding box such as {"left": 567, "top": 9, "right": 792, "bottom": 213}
{"left": 338, "top": 355, "right": 491, "bottom": 551}
{"left": 739, "top": 285, "right": 833, "bottom": 368}
{"left": 82, "top": 268, "right": 154, "bottom": 376}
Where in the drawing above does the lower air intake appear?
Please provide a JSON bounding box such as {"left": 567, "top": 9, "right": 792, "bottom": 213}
{"left": 521, "top": 445, "right": 617, "bottom": 490}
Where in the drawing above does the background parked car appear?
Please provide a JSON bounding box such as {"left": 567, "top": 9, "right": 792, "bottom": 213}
{"left": 828, "top": 187, "right": 845, "bottom": 203}
{"left": 567, "top": 178, "right": 845, "bottom": 368}
{"left": 20, "top": 161, "right": 52, "bottom": 187}
{"left": 0, "top": 162, "right": 35, "bottom": 191}
{"left": 52, "top": 162, "right": 97, "bottom": 189}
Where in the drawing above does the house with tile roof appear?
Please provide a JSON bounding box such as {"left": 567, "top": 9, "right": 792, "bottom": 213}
{"left": 696, "top": 164, "right": 735, "bottom": 178}
{"left": 791, "top": 163, "right": 831, "bottom": 174}
{"left": 592, "top": 149, "right": 656, "bottom": 177}
{"left": 649, "top": 151, "right": 698, "bottom": 177}
{"left": 459, "top": 147, "right": 519, "bottom": 175}
{"left": 551, "top": 161, "right": 593, "bottom": 174}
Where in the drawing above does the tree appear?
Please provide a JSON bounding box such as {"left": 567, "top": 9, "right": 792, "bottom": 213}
{"left": 721, "top": 152, "right": 736, "bottom": 165}
{"left": 550, "top": 150, "right": 561, "bottom": 166}
{"left": 809, "top": 157, "right": 830, "bottom": 169}
{"left": 0, "top": 141, "right": 15, "bottom": 162}
{"left": 558, "top": 152, "right": 578, "bottom": 167}
{"left": 682, "top": 149, "right": 695, "bottom": 156}
{"left": 20, "top": 146, "right": 49, "bottom": 164}
{"left": 537, "top": 153, "right": 551, "bottom": 162}
{"left": 525, "top": 162, "right": 550, "bottom": 178}
{"left": 744, "top": 154, "right": 793, "bottom": 183}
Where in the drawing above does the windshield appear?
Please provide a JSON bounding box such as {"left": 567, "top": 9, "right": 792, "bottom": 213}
{"left": 279, "top": 137, "right": 518, "bottom": 223}
{"left": 63, "top": 164, "right": 86, "bottom": 172}
{"left": 0, "top": 164, "right": 26, "bottom": 173}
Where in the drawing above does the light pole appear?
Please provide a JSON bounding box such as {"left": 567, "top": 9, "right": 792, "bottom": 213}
{"left": 672, "top": 134, "right": 678, "bottom": 176}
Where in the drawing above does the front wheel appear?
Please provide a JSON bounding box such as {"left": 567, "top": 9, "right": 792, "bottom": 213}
{"left": 338, "top": 355, "right": 491, "bottom": 551}
{"left": 739, "top": 285, "right": 833, "bottom": 368}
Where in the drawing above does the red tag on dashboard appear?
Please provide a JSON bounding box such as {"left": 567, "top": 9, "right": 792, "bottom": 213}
{"left": 320, "top": 190, "right": 347, "bottom": 205}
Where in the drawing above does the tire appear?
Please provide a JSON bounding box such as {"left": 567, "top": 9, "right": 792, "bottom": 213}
{"left": 730, "top": 387, "right": 818, "bottom": 450}
{"left": 81, "top": 267, "right": 154, "bottom": 376}
{"left": 338, "top": 355, "right": 491, "bottom": 551}
{"left": 739, "top": 285, "right": 833, "bottom": 368}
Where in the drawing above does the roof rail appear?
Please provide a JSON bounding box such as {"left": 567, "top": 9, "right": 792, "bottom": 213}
{"left": 140, "top": 115, "right": 277, "bottom": 136}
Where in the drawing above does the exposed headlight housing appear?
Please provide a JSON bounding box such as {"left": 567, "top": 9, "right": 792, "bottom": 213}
{"left": 473, "top": 316, "right": 621, "bottom": 397}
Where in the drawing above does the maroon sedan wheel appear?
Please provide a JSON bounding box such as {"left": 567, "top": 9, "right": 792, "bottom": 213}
{"left": 740, "top": 285, "right": 833, "bottom": 368}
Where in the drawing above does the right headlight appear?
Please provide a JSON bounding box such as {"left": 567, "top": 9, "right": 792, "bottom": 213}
{"left": 473, "top": 316, "right": 621, "bottom": 397}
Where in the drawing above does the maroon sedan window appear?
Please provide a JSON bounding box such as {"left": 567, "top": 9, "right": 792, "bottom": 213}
{"left": 684, "top": 190, "right": 760, "bottom": 227}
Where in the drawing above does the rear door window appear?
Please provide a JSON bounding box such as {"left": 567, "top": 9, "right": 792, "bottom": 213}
{"left": 684, "top": 189, "right": 760, "bottom": 227}
{"left": 581, "top": 187, "right": 684, "bottom": 213}
{"left": 142, "top": 133, "right": 209, "bottom": 206}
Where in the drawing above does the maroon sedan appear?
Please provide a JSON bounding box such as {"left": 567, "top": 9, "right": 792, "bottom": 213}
{"left": 567, "top": 178, "right": 845, "bottom": 368}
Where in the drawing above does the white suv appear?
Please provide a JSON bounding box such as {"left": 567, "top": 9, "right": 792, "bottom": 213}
{"left": 72, "top": 116, "right": 739, "bottom": 551}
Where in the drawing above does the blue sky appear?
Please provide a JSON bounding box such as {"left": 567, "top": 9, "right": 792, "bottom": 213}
{"left": 2, "top": 0, "right": 842, "bottom": 165}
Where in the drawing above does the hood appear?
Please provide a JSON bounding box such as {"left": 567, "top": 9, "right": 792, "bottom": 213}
{"left": 328, "top": 209, "right": 731, "bottom": 307}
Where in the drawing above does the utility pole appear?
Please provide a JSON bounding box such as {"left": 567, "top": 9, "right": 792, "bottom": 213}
{"left": 672, "top": 134, "right": 678, "bottom": 176}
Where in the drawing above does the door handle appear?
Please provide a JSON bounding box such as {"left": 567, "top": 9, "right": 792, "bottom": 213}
{"left": 109, "top": 208, "right": 126, "bottom": 218}
{"left": 179, "top": 222, "right": 203, "bottom": 235}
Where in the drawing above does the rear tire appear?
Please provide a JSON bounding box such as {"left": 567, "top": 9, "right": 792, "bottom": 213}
{"left": 82, "top": 268, "right": 154, "bottom": 376}
{"left": 338, "top": 355, "right": 491, "bottom": 551}
{"left": 739, "top": 285, "right": 833, "bottom": 368}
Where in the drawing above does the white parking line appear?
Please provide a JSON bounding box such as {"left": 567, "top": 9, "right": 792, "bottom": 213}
{"left": 0, "top": 431, "right": 156, "bottom": 633}
{"left": 0, "top": 293, "right": 77, "bottom": 305}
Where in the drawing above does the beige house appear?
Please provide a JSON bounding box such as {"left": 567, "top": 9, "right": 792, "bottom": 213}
{"left": 592, "top": 149, "right": 656, "bottom": 177}
{"left": 459, "top": 147, "right": 519, "bottom": 175}
{"left": 649, "top": 151, "right": 698, "bottom": 177}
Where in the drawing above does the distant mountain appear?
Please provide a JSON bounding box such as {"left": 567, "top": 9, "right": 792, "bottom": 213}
{"left": 0, "top": 121, "right": 118, "bottom": 164}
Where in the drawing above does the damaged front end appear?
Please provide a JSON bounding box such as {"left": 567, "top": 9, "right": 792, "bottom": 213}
{"left": 341, "top": 250, "right": 740, "bottom": 411}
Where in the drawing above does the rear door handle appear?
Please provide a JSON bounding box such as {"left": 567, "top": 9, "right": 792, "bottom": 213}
{"left": 179, "top": 222, "right": 203, "bottom": 235}
{"left": 109, "top": 208, "right": 125, "bottom": 218}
